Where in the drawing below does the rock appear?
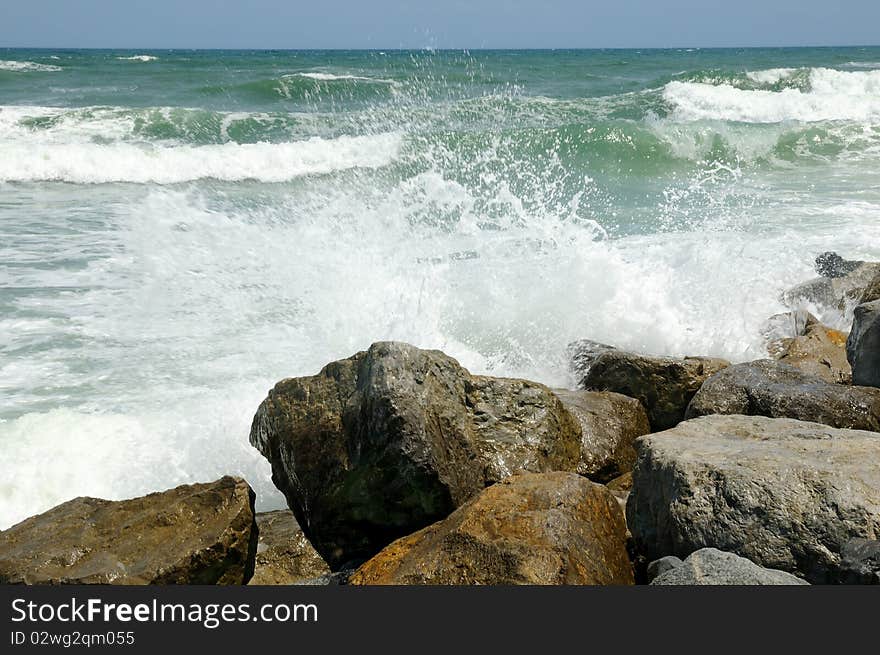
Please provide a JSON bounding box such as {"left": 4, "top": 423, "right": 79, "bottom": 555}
{"left": 567, "top": 339, "right": 617, "bottom": 380}
{"left": 685, "top": 360, "right": 880, "bottom": 431}
{"left": 650, "top": 549, "right": 809, "bottom": 585}
{"left": 646, "top": 555, "right": 683, "bottom": 582}
{"left": 553, "top": 389, "right": 650, "bottom": 482}
{"left": 837, "top": 538, "right": 880, "bottom": 585}
{"left": 815, "top": 251, "right": 867, "bottom": 278}
{"left": 248, "top": 511, "right": 330, "bottom": 585}
{"left": 249, "top": 341, "right": 582, "bottom": 569}
{"left": 847, "top": 300, "right": 880, "bottom": 388}
{"left": 349, "top": 472, "right": 634, "bottom": 585}
{"left": 767, "top": 318, "right": 851, "bottom": 384}
{"left": 0, "top": 477, "right": 257, "bottom": 585}
{"left": 606, "top": 472, "right": 633, "bottom": 510}
{"left": 293, "top": 570, "right": 354, "bottom": 586}
{"left": 578, "top": 350, "right": 730, "bottom": 431}
{"left": 782, "top": 260, "right": 880, "bottom": 316}
{"left": 859, "top": 272, "right": 880, "bottom": 304}
{"left": 627, "top": 415, "right": 880, "bottom": 583}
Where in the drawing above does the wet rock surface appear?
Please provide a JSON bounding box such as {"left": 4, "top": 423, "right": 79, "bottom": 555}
{"left": 578, "top": 350, "right": 730, "bottom": 431}
{"left": 349, "top": 472, "right": 634, "bottom": 585}
{"left": 0, "top": 477, "right": 258, "bottom": 585}
{"left": 248, "top": 510, "right": 330, "bottom": 585}
{"left": 250, "top": 341, "right": 581, "bottom": 569}
{"left": 553, "top": 389, "right": 650, "bottom": 482}
{"left": 686, "top": 360, "right": 880, "bottom": 431}
{"left": 847, "top": 300, "right": 880, "bottom": 388}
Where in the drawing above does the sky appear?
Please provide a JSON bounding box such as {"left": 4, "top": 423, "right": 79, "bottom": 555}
{"left": 1, "top": 0, "right": 879, "bottom": 49}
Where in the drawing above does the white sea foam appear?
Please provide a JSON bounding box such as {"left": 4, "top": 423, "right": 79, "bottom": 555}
{"left": 0, "top": 132, "right": 402, "bottom": 183}
{"left": 292, "top": 71, "right": 395, "bottom": 84}
{"left": 0, "top": 60, "right": 62, "bottom": 72}
{"left": 745, "top": 67, "right": 797, "bottom": 85}
{"left": 116, "top": 55, "right": 158, "bottom": 62}
{"left": 665, "top": 67, "right": 880, "bottom": 123}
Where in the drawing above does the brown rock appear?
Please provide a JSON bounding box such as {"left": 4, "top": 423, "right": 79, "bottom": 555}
{"left": 553, "top": 389, "right": 650, "bottom": 482}
{"left": 578, "top": 350, "right": 730, "bottom": 431}
{"left": 250, "top": 342, "right": 582, "bottom": 569}
{"left": 0, "top": 477, "right": 257, "bottom": 585}
{"left": 248, "top": 511, "right": 330, "bottom": 585}
{"left": 349, "top": 472, "right": 634, "bottom": 585}
{"left": 768, "top": 319, "right": 852, "bottom": 384}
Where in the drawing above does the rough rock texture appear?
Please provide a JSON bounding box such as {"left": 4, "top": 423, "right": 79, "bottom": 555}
{"left": 767, "top": 318, "right": 851, "bottom": 384}
{"left": 847, "top": 300, "right": 880, "bottom": 388}
{"left": 553, "top": 389, "right": 650, "bottom": 482}
{"left": 578, "top": 350, "right": 730, "bottom": 431}
{"left": 248, "top": 511, "right": 330, "bottom": 585}
{"left": 250, "top": 342, "right": 582, "bottom": 569}
{"left": 646, "top": 556, "right": 683, "bottom": 583}
{"left": 685, "top": 360, "right": 880, "bottom": 431}
{"left": 606, "top": 472, "right": 633, "bottom": 512}
{"left": 0, "top": 477, "right": 257, "bottom": 585}
{"left": 650, "top": 548, "right": 809, "bottom": 585}
{"left": 627, "top": 415, "right": 880, "bottom": 584}
{"left": 782, "top": 258, "right": 880, "bottom": 315}
{"left": 837, "top": 538, "right": 880, "bottom": 585}
{"left": 859, "top": 272, "right": 880, "bottom": 304}
{"left": 349, "top": 472, "right": 634, "bottom": 585}
{"left": 815, "top": 251, "right": 867, "bottom": 278}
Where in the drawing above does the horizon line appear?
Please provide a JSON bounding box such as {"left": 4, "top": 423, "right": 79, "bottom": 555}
{"left": 2, "top": 44, "right": 880, "bottom": 51}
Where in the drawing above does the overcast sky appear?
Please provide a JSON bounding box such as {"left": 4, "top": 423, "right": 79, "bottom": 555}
{"left": 2, "top": 1, "right": 879, "bottom": 49}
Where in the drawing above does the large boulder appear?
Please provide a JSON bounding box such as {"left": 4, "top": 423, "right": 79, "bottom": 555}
{"left": 847, "top": 300, "right": 880, "bottom": 388}
{"left": 766, "top": 316, "right": 851, "bottom": 384}
{"left": 248, "top": 511, "right": 330, "bottom": 585}
{"left": 249, "top": 341, "right": 582, "bottom": 569}
{"left": 650, "top": 548, "right": 808, "bottom": 585}
{"left": 578, "top": 350, "right": 730, "bottom": 431}
{"left": 553, "top": 389, "right": 650, "bottom": 482}
{"left": 0, "top": 477, "right": 257, "bottom": 585}
{"left": 685, "top": 360, "right": 880, "bottom": 431}
{"left": 349, "top": 472, "right": 634, "bottom": 585}
{"left": 627, "top": 415, "right": 880, "bottom": 584}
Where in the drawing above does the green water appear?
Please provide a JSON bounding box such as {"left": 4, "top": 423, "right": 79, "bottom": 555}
{"left": 2, "top": 47, "right": 879, "bottom": 526}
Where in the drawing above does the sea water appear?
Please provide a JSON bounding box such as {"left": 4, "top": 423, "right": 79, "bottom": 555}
{"left": 2, "top": 47, "right": 880, "bottom": 527}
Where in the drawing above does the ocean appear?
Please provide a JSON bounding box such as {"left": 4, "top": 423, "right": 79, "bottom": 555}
{"left": 2, "top": 47, "right": 880, "bottom": 528}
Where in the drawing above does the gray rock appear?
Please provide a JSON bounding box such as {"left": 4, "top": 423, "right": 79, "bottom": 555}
{"left": 685, "top": 360, "right": 880, "bottom": 431}
{"left": 646, "top": 555, "right": 683, "bottom": 583}
{"left": 250, "top": 341, "right": 582, "bottom": 569}
{"left": 650, "top": 549, "right": 808, "bottom": 585}
{"left": 782, "top": 261, "right": 880, "bottom": 316}
{"left": 837, "top": 538, "right": 880, "bottom": 585}
{"left": 627, "top": 415, "right": 880, "bottom": 584}
{"left": 248, "top": 510, "right": 330, "bottom": 585}
{"left": 578, "top": 350, "right": 730, "bottom": 431}
{"left": 815, "top": 251, "right": 867, "bottom": 278}
{"left": 553, "top": 389, "right": 650, "bottom": 482}
{"left": 0, "top": 477, "right": 258, "bottom": 585}
{"left": 847, "top": 300, "right": 880, "bottom": 388}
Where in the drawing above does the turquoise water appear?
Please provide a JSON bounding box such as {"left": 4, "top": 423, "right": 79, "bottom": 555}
{"left": 2, "top": 48, "right": 880, "bottom": 526}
